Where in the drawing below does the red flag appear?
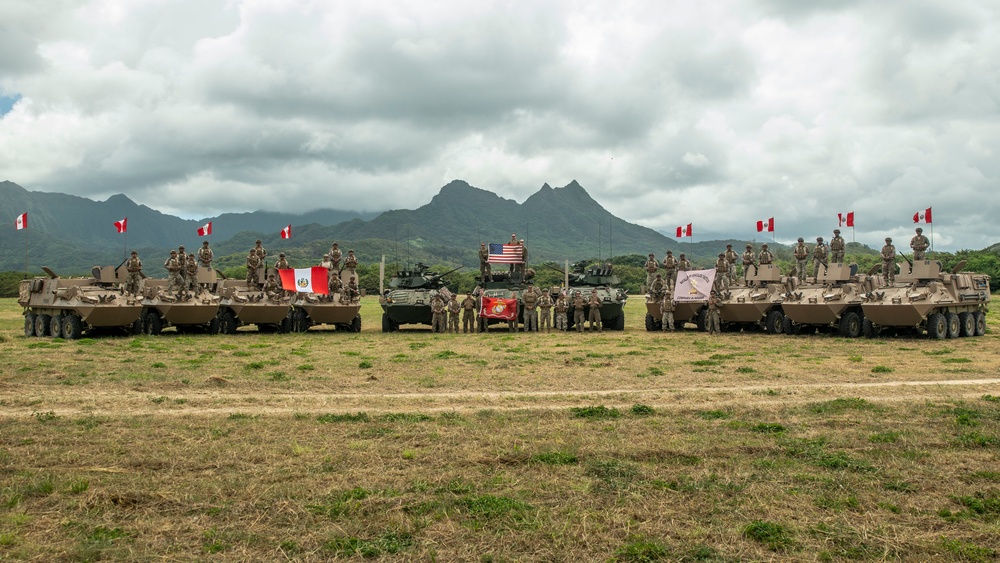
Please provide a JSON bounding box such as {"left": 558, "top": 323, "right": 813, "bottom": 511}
{"left": 278, "top": 267, "right": 329, "bottom": 294}
{"left": 15, "top": 212, "right": 27, "bottom": 230}
{"left": 676, "top": 223, "right": 692, "bottom": 237}
{"left": 756, "top": 218, "right": 774, "bottom": 233}
{"left": 838, "top": 212, "right": 854, "bottom": 227}
{"left": 114, "top": 217, "right": 127, "bottom": 233}
{"left": 913, "top": 207, "right": 932, "bottom": 223}
{"left": 480, "top": 296, "right": 517, "bottom": 320}
{"left": 197, "top": 221, "right": 212, "bottom": 236}
{"left": 280, "top": 224, "right": 292, "bottom": 239}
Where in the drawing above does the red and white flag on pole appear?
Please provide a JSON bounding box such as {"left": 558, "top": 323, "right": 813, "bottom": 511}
{"left": 278, "top": 267, "right": 329, "bottom": 294}
{"left": 913, "top": 207, "right": 932, "bottom": 223}
{"left": 676, "top": 223, "right": 692, "bottom": 237}
{"left": 756, "top": 218, "right": 774, "bottom": 233}
{"left": 114, "top": 217, "right": 127, "bottom": 233}
{"left": 280, "top": 224, "right": 292, "bottom": 239}
{"left": 15, "top": 212, "right": 27, "bottom": 230}
{"left": 197, "top": 222, "right": 212, "bottom": 236}
{"left": 838, "top": 212, "right": 854, "bottom": 227}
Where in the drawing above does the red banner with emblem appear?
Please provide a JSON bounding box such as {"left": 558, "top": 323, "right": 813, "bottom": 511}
{"left": 479, "top": 296, "right": 517, "bottom": 320}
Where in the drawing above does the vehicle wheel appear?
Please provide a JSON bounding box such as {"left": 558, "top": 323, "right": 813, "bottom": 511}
{"left": 144, "top": 312, "right": 163, "bottom": 336}
{"left": 926, "top": 312, "right": 947, "bottom": 339}
{"left": 765, "top": 310, "right": 785, "bottom": 334}
{"left": 782, "top": 315, "right": 798, "bottom": 335}
{"left": 278, "top": 312, "right": 293, "bottom": 334}
{"left": 673, "top": 319, "right": 685, "bottom": 330}
{"left": 695, "top": 308, "right": 708, "bottom": 332}
{"left": 382, "top": 313, "right": 393, "bottom": 333}
{"left": 24, "top": 312, "right": 36, "bottom": 337}
{"left": 128, "top": 317, "right": 144, "bottom": 335}
{"left": 292, "top": 309, "right": 310, "bottom": 332}
{"left": 838, "top": 311, "right": 862, "bottom": 338}
{"left": 35, "top": 314, "right": 51, "bottom": 337}
{"left": 614, "top": 314, "right": 625, "bottom": 331}
{"left": 974, "top": 311, "right": 986, "bottom": 336}
{"left": 208, "top": 315, "right": 222, "bottom": 335}
{"left": 351, "top": 315, "right": 362, "bottom": 333}
{"left": 62, "top": 315, "right": 83, "bottom": 339}
{"left": 862, "top": 318, "right": 879, "bottom": 338}
{"left": 49, "top": 314, "right": 63, "bottom": 338}
{"left": 218, "top": 309, "right": 237, "bottom": 334}
{"left": 645, "top": 313, "right": 654, "bottom": 332}
{"left": 959, "top": 312, "right": 975, "bottom": 337}
{"left": 945, "top": 312, "right": 960, "bottom": 339}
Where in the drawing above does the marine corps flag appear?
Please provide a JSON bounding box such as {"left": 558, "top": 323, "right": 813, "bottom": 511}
{"left": 278, "top": 267, "right": 329, "bottom": 295}
{"left": 913, "top": 207, "right": 932, "bottom": 223}
{"left": 280, "top": 224, "right": 292, "bottom": 239}
{"left": 197, "top": 222, "right": 213, "bottom": 236}
{"left": 838, "top": 212, "right": 854, "bottom": 227}
{"left": 114, "top": 218, "right": 127, "bottom": 233}
{"left": 479, "top": 296, "right": 517, "bottom": 320}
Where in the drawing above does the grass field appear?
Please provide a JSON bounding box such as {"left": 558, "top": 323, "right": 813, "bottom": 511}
{"left": 2, "top": 296, "right": 999, "bottom": 561}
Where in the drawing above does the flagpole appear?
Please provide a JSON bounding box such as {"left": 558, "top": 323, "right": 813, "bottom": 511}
{"left": 24, "top": 224, "right": 29, "bottom": 278}
{"left": 929, "top": 218, "right": 934, "bottom": 256}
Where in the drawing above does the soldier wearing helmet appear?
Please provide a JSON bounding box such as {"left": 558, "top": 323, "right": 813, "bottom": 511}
{"left": 644, "top": 253, "right": 659, "bottom": 288}
{"left": 677, "top": 253, "right": 692, "bottom": 272}
{"left": 881, "top": 237, "right": 897, "bottom": 284}
{"left": 910, "top": 227, "right": 930, "bottom": 260}
{"left": 274, "top": 253, "right": 290, "bottom": 270}
{"left": 741, "top": 244, "right": 756, "bottom": 285}
{"left": 329, "top": 243, "right": 342, "bottom": 270}
{"left": 198, "top": 241, "right": 213, "bottom": 268}
{"left": 707, "top": 290, "right": 723, "bottom": 335}
{"left": 125, "top": 251, "right": 142, "bottom": 295}
{"left": 724, "top": 244, "right": 739, "bottom": 286}
{"left": 253, "top": 240, "right": 266, "bottom": 260}
{"left": 662, "top": 250, "right": 678, "bottom": 287}
{"left": 759, "top": 243, "right": 774, "bottom": 265}
{"left": 812, "top": 237, "right": 828, "bottom": 277}
{"left": 793, "top": 237, "right": 809, "bottom": 282}
{"left": 715, "top": 253, "right": 729, "bottom": 291}
{"left": 164, "top": 250, "right": 183, "bottom": 293}
{"left": 478, "top": 242, "right": 491, "bottom": 282}
{"left": 830, "top": 229, "right": 846, "bottom": 263}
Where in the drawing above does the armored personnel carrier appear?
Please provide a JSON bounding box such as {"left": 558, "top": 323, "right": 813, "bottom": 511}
{"left": 715, "top": 264, "right": 790, "bottom": 333}
{"left": 476, "top": 270, "right": 534, "bottom": 332}
{"left": 19, "top": 266, "right": 143, "bottom": 339}
{"left": 139, "top": 272, "right": 222, "bottom": 335}
{"left": 645, "top": 296, "right": 708, "bottom": 331}
{"left": 782, "top": 263, "right": 883, "bottom": 337}
{"left": 561, "top": 262, "right": 627, "bottom": 330}
{"left": 289, "top": 291, "right": 362, "bottom": 332}
{"left": 379, "top": 263, "right": 461, "bottom": 332}
{"left": 213, "top": 269, "right": 293, "bottom": 334}
{"left": 861, "top": 260, "right": 990, "bottom": 339}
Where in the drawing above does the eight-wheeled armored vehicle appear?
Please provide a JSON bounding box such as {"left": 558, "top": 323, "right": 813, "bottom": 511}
{"left": 139, "top": 273, "right": 222, "bottom": 335}
{"left": 19, "top": 266, "right": 143, "bottom": 339}
{"left": 715, "top": 264, "right": 790, "bottom": 333}
{"left": 559, "top": 262, "right": 627, "bottom": 330}
{"left": 379, "top": 263, "right": 461, "bottom": 332}
{"left": 782, "top": 263, "right": 884, "bottom": 336}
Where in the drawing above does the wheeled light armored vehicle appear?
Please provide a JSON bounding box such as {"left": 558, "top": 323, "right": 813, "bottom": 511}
{"left": 560, "top": 262, "right": 627, "bottom": 330}
{"left": 782, "top": 263, "right": 884, "bottom": 337}
{"left": 139, "top": 269, "right": 222, "bottom": 335}
{"left": 379, "top": 263, "right": 461, "bottom": 332}
{"left": 476, "top": 270, "right": 534, "bottom": 332}
{"left": 645, "top": 296, "right": 708, "bottom": 331}
{"left": 714, "top": 264, "right": 790, "bottom": 333}
{"left": 861, "top": 259, "right": 990, "bottom": 339}
{"left": 213, "top": 269, "right": 293, "bottom": 334}
{"left": 19, "top": 266, "right": 143, "bottom": 339}
{"left": 290, "top": 291, "right": 362, "bottom": 332}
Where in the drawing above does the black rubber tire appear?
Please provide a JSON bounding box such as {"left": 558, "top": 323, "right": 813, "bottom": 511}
{"left": 218, "top": 309, "right": 238, "bottom": 335}
{"left": 129, "top": 317, "right": 144, "bottom": 335}
{"left": 62, "top": 315, "right": 83, "bottom": 340}
{"left": 645, "top": 313, "right": 654, "bottom": 331}
{"left": 862, "top": 318, "right": 879, "bottom": 339}
{"left": 279, "top": 313, "right": 293, "bottom": 334}
{"left": 765, "top": 310, "right": 784, "bottom": 334}
{"left": 945, "top": 312, "right": 960, "bottom": 339}
{"left": 208, "top": 316, "right": 222, "bottom": 335}
{"left": 24, "top": 312, "right": 36, "bottom": 337}
{"left": 959, "top": 312, "right": 975, "bottom": 337}
{"left": 50, "top": 314, "right": 64, "bottom": 339}
{"left": 35, "top": 314, "right": 51, "bottom": 337}
{"left": 673, "top": 319, "right": 685, "bottom": 330}
{"left": 144, "top": 312, "right": 163, "bottom": 336}
{"left": 695, "top": 308, "right": 708, "bottom": 332}
{"left": 974, "top": 311, "right": 986, "bottom": 336}
{"left": 382, "top": 313, "right": 393, "bottom": 333}
{"left": 614, "top": 314, "right": 625, "bottom": 331}
{"left": 926, "top": 312, "right": 947, "bottom": 339}
{"left": 351, "top": 315, "right": 362, "bottom": 333}
{"left": 292, "top": 309, "right": 310, "bottom": 332}
{"left": 838, "top": 311, "right": 862, "bottom": 338}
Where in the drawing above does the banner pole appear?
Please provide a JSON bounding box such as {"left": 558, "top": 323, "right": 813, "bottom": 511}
{"left": 25, "top": 224, "right": 29, "bottom": 278}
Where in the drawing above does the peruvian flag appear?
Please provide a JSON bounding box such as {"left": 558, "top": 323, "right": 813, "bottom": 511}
{"left": 197, "top": 221, "right": 213, "bottom": 236}
{"left": 15, "top": 212, "right": 27, "bottom": 230}
{"left": 838, "top": 212, "right": 854, "bottom": 227}
{"left": 278, "top": 267, "right": 329, "bottom": 294}
{"left": 114, "top": 217, "right": 127, "bottom": 233}
{"left": 756, "top": 218, "right": 774, "bottom": 233}
{"left": 676, "top": 223, "right": 692, "bottom": 238}
{"left": 480, "top": 296, "right": 517, "bottom": 320}
{"left": 913, "top": 207, "right": 932, "bottom": 223}
{"left": 280, "top": 224, "right": 292, "bottom": 239}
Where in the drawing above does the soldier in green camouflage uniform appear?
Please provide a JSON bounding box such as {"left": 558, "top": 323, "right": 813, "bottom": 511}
{"left": 758, "top": 244, "right": 774, "bottom": 265}
{"left": 660, "top": 289, "right": 675, "bottom": 332}
{"left": 830, "top": 229, "right": 846, "bottom": 263}
{"left": 812, "top": 237, "right": 828, "bottom": 277}
{"left": 198, "top": 241, "right": 213, "bottom": 268}
{"left": 430, "top": 293, "right": 446, "bottom": 333}
{"left": 662, "top": 250, "right": 678, "bottom": 288}
{"left": 164, "top": 250, "right": 183, "bottom": 294}
{"left": 478, "top": 243, "right": 491, "bottom": 282}
{"left": 125, "top": 251, "right": 142, "bottom": 295}
{"left": 587, "top": 289, "right": 602, "bottom": 332}
{"left": 644, "top": 253, "right": 659, "bottom": 288}
{"left": 572, "top": 291, "right": 586, "bottom": 332}
{"left": 793, "top": 238, "right": 809, "bottom": 282}
{"left": 554, "top": 294, "right": 569, "bottom": 331}
{"left": 522, "top": 286, "right": 539, "bottom": 332}
{"left": 538, "top": 291, "right": 552, "bottom": 331}
{"left": 881, "top": 237, "right": 896, "bottom": 283}
{"left": 246, "top": 250, "right": 262, "bottom": 289}
{"left": 910, "top": 228, "right": 930, "bottom": 260}
{"left": 447, "top": 294, "right": 461, "bottom": 333}
{"left": 461, "top": 292, "right": 477, "bottom": 333}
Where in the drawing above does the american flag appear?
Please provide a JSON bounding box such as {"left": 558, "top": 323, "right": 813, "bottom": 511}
{"left": 488, "top": 243, "right": 523, "bottom": 264}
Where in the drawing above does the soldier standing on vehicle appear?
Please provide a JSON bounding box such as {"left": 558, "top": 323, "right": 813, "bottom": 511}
{"left": 662, "top": 250, "right": 678, "bottom": 288}
{"left": 707, "top": 291, "right": 723, "bottom": 335}
{"left": 812, "top": 237, "right": 828, "bottom": 277}
{"left": 725, "top": 244, "right": 739, "bottom": 286}
{"left": 461, "top": 292, "right": 477, "bottom": 333}
{"left": 881, "top": 237, "right": 897, "bottom": 283}
{"left": 165, "top": 250, "right": 183, "bottom": 294}
{"left": 518, "top": 240, "right": 528, "bottom": 277}
{"left": 508, "top": 234, "right": 517, "bottom": 273}
{"left": 198, "top": 241, "right": 213, "bottom": 268}
{"left": 177, "top": 245, "right": 188, "bottom": 283}
{"left": 587, "top": 289, "right": 602, "bottom": 332}
{"left": 185, "top": 253, "right": 199, "bottom": 292}
{"left": 246, "top": 250, "right": 262, "bottom": 289}
{"left": 320, "top": 254, "right": 334, "bottom": 285}
{"left": 660, "top": 289, "right": 675, "bottom": 332}
{"left": 274, "top": 253, "right": 290, "bottom": 270}
{"left": 478, "top": 242, "right": 491, "bottom": 282}
{"left": 741, "top": 244, "right": 756, "bottom": 285}
{"left": 911, "top": 227, "right": 930, "bottom": 260}
{"left": 538, "top": 290, "right": 553, "bottom": 332}
{"left": 759, "top": 244, "right": 774, "bottom": 265}
{"left": 125, "top": 251, "right": 142, "bottom": 295}
{"left": 254, "top": 240, "right": 267, "bottom": 261}
{"left": 572, "top": 291, "right": 586, "bottom": 332}
{"left": 677, "top": 253, "right": 692, "bottom": 273}
{"left": 644, "top": 253, "right": 659, "bottom": 288}
{"left": 793, "top": 238, "right": 809, "bottom": 282}
{"left": 715, "top": 253, "right": 729, "bottom": 292}
{"left": 430, "top": 293, "right": 446, "bottom": 333}
{"left": 554, "top": 294, "right": 569, "bottom": 331}
{"left": 830, "top": 229, "right": 846, "bottom": 263}
{"left": 447, "top": 294, "right": 461, "bottom": 334}
{"left": 522, "top": 286, "right": 539, "bottom": 332}
{"left": 649, "top": 273, "right": 665, "bottom": 301}
{"left": 329, "top": 243, "right": 342, "bottom": 270}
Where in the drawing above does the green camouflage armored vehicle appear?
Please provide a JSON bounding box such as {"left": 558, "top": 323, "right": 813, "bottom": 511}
{"left": 379, "top": 263, "right": 461, "bottom": 332}
{"left": 139, "top": 268, "right": 222, "bottom": 334}
{"left": 556, "top": 262, "right": 627, "bottom": 330}
{"left": 861, "top": 259, "right": 990, "bottom": 339}
{"left": 782, "top": 263, "right": 884, "bottom": 336}
{"left": 19, "top": 266, "right": 144, "bottom": 339}
{"left": 213, "top": 268, "right": 293, "bottom": 334}
{"left": 290, "top": 291, "right": 362, "bottom": 332}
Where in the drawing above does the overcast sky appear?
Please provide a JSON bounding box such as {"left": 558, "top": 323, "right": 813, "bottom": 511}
{"left": 1, "top": 0, "right": 997, "bottom": 250}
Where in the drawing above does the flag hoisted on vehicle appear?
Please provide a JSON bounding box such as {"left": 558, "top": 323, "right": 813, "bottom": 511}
{"left": 673, "top": 269, "right": 716, "bottom": 302}
{"left": 15, "top": 212, "right": 27, "bottom": 230}
{"left": 756, "top": 218, "right": 774, "bottom": 233}
{"left": 838, "top": 212, "right": 854, "bottom": 227}
{"left": 278, "top": 267, "right": 329, "bottom": 294}
{"left": 114, "top": 218, "right": 127, "bottom": 233}
{"left": 487, "top": 243, "right": 522, "bottom": 264}
{"left": 913, "top": 207, "right": 932, "bottom": 223}
{"left": 197, "top": 222, "right": 212, "bottom": 236}
{"left": 280, "top": 224, "right": 292, "bottom": 239}
{"left": 479, "top": 296, "right": 517, "bottom": 320}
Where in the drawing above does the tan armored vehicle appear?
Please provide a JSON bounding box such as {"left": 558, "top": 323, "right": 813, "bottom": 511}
{"left": 140, "top": 268, "right": 222, "bottom": 334}
{"left": 290, "top": 291, "right": 362, "bottom": 332}
{"left": 19, "top": 266, "right": 143, "bottom": 339}
{"left": 717, "top": 264, "right": 789, "bottom": 333}
{"left": 781, "top": 263, "right": 884, "bottom": 336}
{"left": 645, "top": 295, "right": 708, "bottom": 331}
{"left": 208, "top": 268, "right": 293, "bottom": 333}
{"left": 861, "top": 260, "right": 990, "bottom": 339}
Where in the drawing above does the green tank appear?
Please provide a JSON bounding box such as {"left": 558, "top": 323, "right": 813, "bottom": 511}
{"left": 379, "top": 263, "right": 462, "bottom": 332}
{"left": 19, "top": 266, "right": 144, "bottom": 339}
{"left": 559, "top": 262, "right": 627, "bottom": 330}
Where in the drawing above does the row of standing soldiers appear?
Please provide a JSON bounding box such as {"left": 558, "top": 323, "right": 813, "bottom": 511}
{"left": 122, "top": 241, "right": 217, "bottom": 296}
{"left": 427, "top": 286, "right": 606, "bottom": 333}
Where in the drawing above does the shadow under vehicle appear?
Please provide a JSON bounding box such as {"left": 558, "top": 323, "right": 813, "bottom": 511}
{"left": 781, "top": 263, "right": 885, "bottom": 337}
{"left": 139, "top": 270, "right": 222, "bottom": 335}
{"left": 289, "top": 291, "right": 362, "bottom": 332}
{"left": 19, "top": 266, "right": 143, "bottom": 339}
{"left": 212, "top": 268, "right": 294, "bottom": 334}
{"left": 554, "top": 262, "right": 627, "bottom": 331}
{"left": 861, "top": 259, "right": 991, "bottom": 339}
{"left": 379, "top": 263, "right": 461, "bottom": 332}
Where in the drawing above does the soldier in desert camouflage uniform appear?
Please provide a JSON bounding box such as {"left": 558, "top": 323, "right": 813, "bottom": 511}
{"left": 522, "top": 286, "right": 539, "bottom": 332}
{"left": 274, "top": 253, "right": 290, "bottom": 270}
{"left": 185, "top": 253, "right": 199, "bottom": 292}
{"left": 911, "top": 228, "right": 930, "bottom": 260}
{"left": 125, "top": 251, "right": 142, "bottom": 295}
{"left": 430, "top": 293, "right": 446, "bottom": 333}
{"left": 759, "top": 244, "right": 774, "bottom": 266}
{"left": 246, "top": 250, "right": 262, "bottom": 289}
{"left": 198, "top": 241, "right": 213, "bottom": 268}
{"left": 177, "top": 246, "right": 188, "bottom": 283}
{"left": 461, "top": 292, "right": 477, "bottom": 333}
{"left": 478, "top": 242, "right": 492, "bottom": 282}
{"left": 715, "top": 253, "right": 729, "bottom": 292}
{"left": 707, "top": 291, "right": 723, "bottom": 335}
{"left": 554, "top": 294, "right": 569, "bottom": 331}
{"left": 677, "top": 253, "right": 692, "bottom": 273}
{"left": 164, "top": 250, "right": 183, "bottom": 294}
{"left": 830, "top": 229, "right": 846, "bottom": 263}
{"left": 447, "top": 294, "right": 461, "bottom": 334}
{"left": 725, "top": 244, "right": 739, "bottom": 286}
{"left": 649, "top": 273, "right": 666, "bottom": 302}
{"left": 661, "top": 289, "right": 675, "bottom": 331}
{"left": 812, "top": 237, "right": 828, "bottom": 277}
{"left": 881, "top": 238, "right": 897, "bottom": 284}
{"left": 644, "top": 253, "right": 659, "bottom": 288}
{"left": 572, "top": 291, "right": 586, "bottom": 332}
{"left": 793, "top": 238, "right": 809, "bottom": 282}
{"left": 587, "top": 289, "right": 602, "bottom": 332}
{"left": 662, "top": 250, "right": 678, "bottom": 288}
{"left": 741, "top": 244, "right": 756, "bottom": 284}
{"left": 253, "top": 240, "right": 267, "bottom": 261}
{"left": 538, "top": 290, "right": 552, "bottom": 332}
{"left": 329, "top": 243, "right": 342, "bottom": 270}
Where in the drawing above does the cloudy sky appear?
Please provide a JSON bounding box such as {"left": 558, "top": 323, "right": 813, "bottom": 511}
{"left": 1, "top": 0, "right": 997, "bottom": 250}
